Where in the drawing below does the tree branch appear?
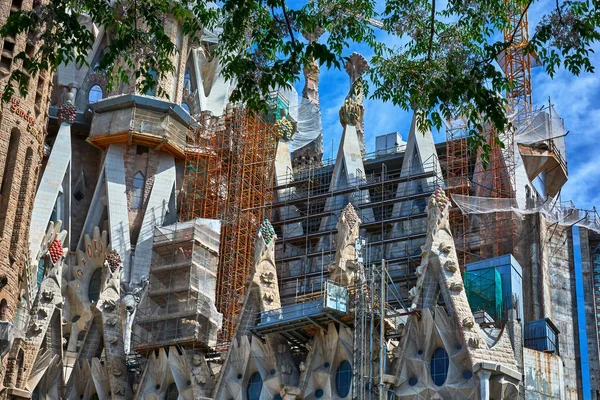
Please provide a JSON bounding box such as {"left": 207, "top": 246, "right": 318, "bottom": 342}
{"left": 428, "top": 0, "right": 436, "bottom": 60}
{"left": 281, "top": 0, "right": 296, "bottom": 45}
{"left": 556, "top": 0, "right": 563, "bottom": 24}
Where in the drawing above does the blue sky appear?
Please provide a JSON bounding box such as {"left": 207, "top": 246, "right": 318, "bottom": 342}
{"left": 292, "top": 1, "right": 600, "bottom": 211}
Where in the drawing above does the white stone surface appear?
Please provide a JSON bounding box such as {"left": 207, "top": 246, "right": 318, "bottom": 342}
{"left": 104, "top": 144, "right": 132, "bottom": 278}
{"left": 193, "top": 47, "right": 231, "bottom": 116}
{"left": 131, "top": 153, "right": 176, "bottom": 284}
{"left": 28, "top": 122, "right": 71, "bottom": 299}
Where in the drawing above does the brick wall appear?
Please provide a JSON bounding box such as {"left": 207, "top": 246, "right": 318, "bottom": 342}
{"left": 0, "top": 0, "right": 53, "bottom": 387}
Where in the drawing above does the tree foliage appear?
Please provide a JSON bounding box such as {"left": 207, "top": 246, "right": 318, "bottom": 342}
{"left": 1, "top": 0, "right": 599, "bottom": 144}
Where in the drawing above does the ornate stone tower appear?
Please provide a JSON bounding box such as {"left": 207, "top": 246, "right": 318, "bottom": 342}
{"left": 0, "top": 0, "right": 53, "bottom": 345}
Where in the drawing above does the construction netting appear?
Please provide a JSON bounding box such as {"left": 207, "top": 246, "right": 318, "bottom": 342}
{"left": 464, "top": 267, "right": 503, "bottom": 322}
{"left": 273, "top": 85, "right": 322, "bottom": 153}
{"left": 133, "top": 218, "right": 223, "bottom": 350}
{"left": 452, "top": 194, "right": 600, "bottom": 233}
{"left": 513, "top": 104, "right": 567, "bottom": 152}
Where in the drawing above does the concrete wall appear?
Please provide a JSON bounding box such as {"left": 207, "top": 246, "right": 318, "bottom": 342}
{"left": 544, "top": 221, "right": 581, "bottom": 399}
{"left": 524, "top": 348, "right": 565, "bottom": 399}
{"left": 580, "top": 228, "right": 600, "bottom": 399}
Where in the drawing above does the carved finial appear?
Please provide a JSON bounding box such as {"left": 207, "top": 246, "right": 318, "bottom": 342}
{"left": 345, "top": 53, "right": 369, "bottom": 84}
{"left": 430, "top": 187, "right": 450, "bottom": 213}
{"left": 259, "top": 219, "right": 276, "bottom": 245}
{"left": 57, "top": 99, "right": 77, "bottom": 125}
{"left": 104, "top": 249, "right": 122, "bottom": 273}
{"left": 274, "top": 119, "right": 294, "bottom": 141}
{"left": 341, "top": 203, "right": 359, "bottom": 229}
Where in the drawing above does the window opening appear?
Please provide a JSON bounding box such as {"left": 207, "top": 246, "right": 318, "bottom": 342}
{"left": 430, "top": 347, "right": 449, "bottom": 386}
{"left": 247, "top": 372, "right": 262, "bottom": 400}
{"left": 145, "top": 69, "right": 157, "bottom": 96}
{"left": 88, "top": 268, "right": 102, "bottom": 303}
{"left": 335, "top": 360, "right": 352, "bottom": 397}
{"left": 165, "top": 383, "right": 179, "bottom": 400}
{"left": 11, "top": 0, "right": 23, "bottom": 11}
{"left": 132, "top": 172, "right": 145, "bottom": 209}
{"left": 88, "top": 85, "right": 103, "bottom": 104}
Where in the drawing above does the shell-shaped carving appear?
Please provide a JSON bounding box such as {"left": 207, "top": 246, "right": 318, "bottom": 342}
{"left": 260, "top": 272, "right": 275, "bottom": 284}
{"left": 463, "top": 317, "right": 474, "bottom": 328}
{"left": 263, "top": 293, "right": 275, "bottom": 303}
{"left": 468, "top": 337, "right": 482, "bottom": 349}
{"left": 445, "top": 260, "right": 458, "bottom": 273}
{"left": 408, "top": 286, "right": 418, "bottom": 300}
{"left": 415, "top": 265, "right": 425, "bottom": 277}
{"left": 108, "top": 336, "right": 118, "bottom": 344}
{"left": 103, "top": 299, "right": 117, "bottom": 311}
{"left": 450, "top": 281, "right": 464, "bottom": 291}
{"left": 106, "top": 317, "right": 117, "bottom": 326}
{"left": 41, "top": 290, "right": 54, "bottom": 301}
{"left": 31, "top": 323, "right": 43, "bottom": 333}
{"left": 37, "top": 309, "right": 48, "bottom": 319}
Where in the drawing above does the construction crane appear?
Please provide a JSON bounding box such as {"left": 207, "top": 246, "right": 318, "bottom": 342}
{"left": 501, "top": 3, "right": 534, "bottom": 120}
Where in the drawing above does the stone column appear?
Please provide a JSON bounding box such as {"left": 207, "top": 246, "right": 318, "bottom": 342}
{"left": 477, "top": 369, "right": 492, "bottom": 400}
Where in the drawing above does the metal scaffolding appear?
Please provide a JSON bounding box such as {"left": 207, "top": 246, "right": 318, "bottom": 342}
{"left": 445, "top": 118, "right": 517, "bottom": 264}
{"left": 180, "top": 107, "right": 277, "bottom": 346}
{"left": 133, "top": 219, "right": 222, "bottom": 352}
{"left": 270, "top": 152, "right": 443, "bottom": 306}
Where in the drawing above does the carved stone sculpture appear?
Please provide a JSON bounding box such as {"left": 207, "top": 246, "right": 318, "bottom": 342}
{"left": 328, "top": 203, "right": 361, "bottom": 286}
{"left": 252, "top": 219, "right": 282, "bottom": 312}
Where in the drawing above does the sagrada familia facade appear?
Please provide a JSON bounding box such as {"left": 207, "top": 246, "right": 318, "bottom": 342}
{"left": 0, "top": 1, "right": 598, "bottom": 399}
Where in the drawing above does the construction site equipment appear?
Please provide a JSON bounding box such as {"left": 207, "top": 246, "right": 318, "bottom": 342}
{"left": 180, "top": 107, "right": 277, "bottom": 346}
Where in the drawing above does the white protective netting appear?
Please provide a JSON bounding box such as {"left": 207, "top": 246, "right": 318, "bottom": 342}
{"left": 274, "top": 85, "right": 323, "bottom": 153}
{"left": 452, "top": 194, "right": 600, "bottom": 233}
{"left": 512, "top": 104, "right": 567, "bottom": 160}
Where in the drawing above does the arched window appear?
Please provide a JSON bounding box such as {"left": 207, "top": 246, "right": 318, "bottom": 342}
{"left": 16, "top": 349, "right": 24, "bottom": 386}
{"left": 0, "top": 128, "right": 21, "bottom": 233}
{"left": 0, "top": 128, "right": 20, "bottom": 196}
{"left": 165, "top": 383, "right": 179, "bottom": 400}
{"left": 10, "top": 147, "right": 33, "bottom": 253}
{"left": 11, "top": 0, "right": 23, "bottom": 11}
{"left": 181, "top": 103, "right": 190, "bottom": 115}
{"left": 0, "top": 299, "right": 8, "bottom": 321}
{"left": 183, "top": 67, "right": 192, "bottom": 92}
{"left": 335, "top": 360, "right": 352, "bottom": 398}
{"left": 145, "top": 69, "right": 157, "bottom": 96}
{"left": 88, "top": 268, "right": 102, "bottom": 303}
{"left": 430, "top": 347, "right": 449, "bottom": 386}
{"left": 88, "top": 85, "right": 103, "bottom": 104}
{"left": 247, "top": 372, "right": 262, "bottom": 400}
{"left": 132, "top": 172, "right": 145, "bottom": 209}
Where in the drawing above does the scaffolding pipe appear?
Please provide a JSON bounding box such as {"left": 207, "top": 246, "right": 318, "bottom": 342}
{"left": 379, "top": 259, "right": 386, "bottom": 400}
{"left": 368, "top": 259, "right": 375, "bottom": 400}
